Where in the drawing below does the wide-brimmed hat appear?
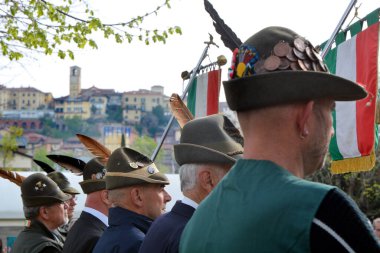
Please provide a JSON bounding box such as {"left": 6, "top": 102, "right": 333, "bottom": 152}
{"left": 106, "top": 147, "right": 169, "bottom": 190}
{"left": 47, "top": 171, "right": 80, "bottom": 195}
{"left": 80, "top": 158, "right": 106, "bottom": 194}
{"left": 174, "top": 114, "right": 244, "bottom": 166}
{"left": 223, "top": 26, "right": 367, "bottom": 111}
{"left": 21, "top": 173, "right": 71, "bottom": 207}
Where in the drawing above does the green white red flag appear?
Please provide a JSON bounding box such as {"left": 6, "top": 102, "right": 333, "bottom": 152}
{"left": 324, "top": 15, "right": 379, "bottom": 174}
{"left": 187, "top": 69, "right": 221, "bottom": 118}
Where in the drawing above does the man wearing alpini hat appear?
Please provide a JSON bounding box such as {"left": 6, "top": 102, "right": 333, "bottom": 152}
{"left": 63, "top": 157, "right": 111, "bottom": 253}
{"left": 46, "top": 171, "right": 80, "bottom": 237}
{"left": 93, "top": 147, "right": 172, "bottom": 253}
{"left": 180, "top": 26, "right": 380, "bottom": 252}
{"left": 139, "top": 114, "right": 243, "bottom": 253}
{"left": 11, "top": 173, "right": 71, "bottom": 253}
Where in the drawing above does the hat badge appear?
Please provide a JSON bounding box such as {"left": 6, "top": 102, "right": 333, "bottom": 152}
{"left": 91, "top": 169, "right": 106, "bottom": 180}
{"left": 129, "top": 162, "right": 138, "bottom": 169}
{"left": 34, "top": 181, "right": 47, "bottom": 191}
{"left": 147, "top": 166, "right": 155, "bottom": 174}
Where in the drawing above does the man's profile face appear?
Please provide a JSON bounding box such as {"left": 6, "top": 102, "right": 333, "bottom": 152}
{"left": 140, "top": 184, "right": 172, "bottom": 220}
{"left": 66, "top": 194, "right": 77, "bottom": 220}
{"left": 304, "top": 99, "right": 335, "bottom": 175}
{"left": 373, "top": 220, "right": 380, "bottom": 239}
{"left": 44, "top": 201, "right": 69, "bottom": 228}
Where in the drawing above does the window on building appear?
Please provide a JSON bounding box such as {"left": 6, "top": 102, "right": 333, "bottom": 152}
{"left": 125, "top": 97, "right": 129, "bottom": 102}
{"left": 134, "top": 97, "right": 137, "bottom": 102}
{"left": 141, "top": 98, "right": 145, "bottom": 103}
{"left": 30, "top": 122, "right": 36, "bottom": 129}
{"left": 22, "top": 122, "right": 27, "bottom": 128}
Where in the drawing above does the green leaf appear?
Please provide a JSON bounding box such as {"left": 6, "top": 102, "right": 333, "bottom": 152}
{"left": 114, "top": 34, "right": 122, "bottom": 43}
{"left": 58, "top": 50, "right": 66, "bottom": 59}
{"left": 89, "top": 39, "right": 98, "bottom": 49}
{"left": 68, "top": 50, "right": 74, "bottom": 59}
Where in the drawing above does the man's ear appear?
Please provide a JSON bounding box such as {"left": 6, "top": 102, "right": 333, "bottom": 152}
{"left": 199, "top": 169, "right": 213, "bottom": 193}
{"left": 39, "top": 206, "right": 49, "bottom": 220}
{"left": 297, "top": 101, "right": 314, "bottom": 139}
{"left": 130, "top": 186, "right": 143, "bottom": 208}
{"left": 101, "top": 190, "right": 111, "bottom": 206}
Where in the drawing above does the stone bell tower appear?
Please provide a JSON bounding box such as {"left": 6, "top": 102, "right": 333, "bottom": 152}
{"left": 69, "top": 66, "right": 81, "bottom": 98}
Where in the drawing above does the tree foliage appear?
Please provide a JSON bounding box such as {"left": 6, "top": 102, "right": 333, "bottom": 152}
{"left": 0, "top": 126, "right": 23, "bottom": 169}
{"left": 32, "top": 146, "right": 54, "bottom": 171}
{"left": 132, "top": 135, "right": 168, "bottom": 173}
{"left": 1, "top": 0, "right": 182, "bottom": 60}
{"left": 308, "top": 152, "right": 380, "bottom": 219}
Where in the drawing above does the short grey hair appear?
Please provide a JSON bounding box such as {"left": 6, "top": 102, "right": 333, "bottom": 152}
{"left": 23, "top": 206, "right": 41, "bottom": 219}
{"left": 108, "top": 187, "right": 127, "bottom": 205}
{"left": 179, "top": 164, "right": 201, "bottom": 192}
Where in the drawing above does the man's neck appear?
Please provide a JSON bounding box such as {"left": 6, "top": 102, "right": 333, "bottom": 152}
{"left": 242, "top": 134, "right": 304, "bottom": 178}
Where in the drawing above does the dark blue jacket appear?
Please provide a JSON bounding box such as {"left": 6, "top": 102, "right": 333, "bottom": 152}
{"left": 62, "top": 211, "right": 107, "bottom": 253}
{"left": 139, "top": 201, "right": 195, "bottom": 253}
{"left": 93, "top": 207, "right": 152, "bottom": 253}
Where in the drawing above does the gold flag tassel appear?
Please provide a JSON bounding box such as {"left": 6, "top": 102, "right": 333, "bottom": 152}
{"left": 331, "top": 150, "right": 376, "bottom": 174}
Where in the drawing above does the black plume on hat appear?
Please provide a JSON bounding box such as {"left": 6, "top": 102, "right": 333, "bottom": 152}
{"left": 21, "top": 173, "right": 71, "bottom": 207}
{"left": 224, "top": 26, "right": 367, "bottom": 111}
{"left": 106, "top": 147, "right": 169, "bottom": 190}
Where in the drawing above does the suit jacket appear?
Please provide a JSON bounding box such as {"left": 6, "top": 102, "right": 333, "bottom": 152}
{"left": 93, "top": 207, "right": 152, "bottom": 253}
{"left": 62, "top": 211, "right": 107, "bottom": 253}
{"left": 139, "top": 201, "right": 195, "bottom": 253}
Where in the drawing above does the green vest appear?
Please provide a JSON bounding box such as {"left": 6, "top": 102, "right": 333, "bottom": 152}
{"left": 180, "top": 159, "right": 334, "bottom": 253}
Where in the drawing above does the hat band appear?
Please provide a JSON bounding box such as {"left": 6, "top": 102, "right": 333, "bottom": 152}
{"left": 106, "top": 163, "right": 164, "bottom": 183}
{"left": 106, "top": 172, "right": 167, "bottom": 184}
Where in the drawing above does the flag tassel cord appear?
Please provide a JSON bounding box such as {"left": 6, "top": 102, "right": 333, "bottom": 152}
{"left": 150, "top": 35, "right": 219, "bottom": 161}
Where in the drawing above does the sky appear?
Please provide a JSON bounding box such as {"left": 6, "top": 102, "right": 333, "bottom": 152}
{"left": 1, "top": 0, "right": 379, "bottom": 102}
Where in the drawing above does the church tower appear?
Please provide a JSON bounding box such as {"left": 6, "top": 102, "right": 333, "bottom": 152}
{"left": 69, "top": 66, "right": 81, "bottom": 98}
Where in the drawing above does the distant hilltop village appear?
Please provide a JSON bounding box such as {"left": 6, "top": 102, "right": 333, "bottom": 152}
{"left": 0, "top": 66, "right": 170, "bottom": 125}
{"left": 0, "top": 66, "right": 238, "bottom": 173}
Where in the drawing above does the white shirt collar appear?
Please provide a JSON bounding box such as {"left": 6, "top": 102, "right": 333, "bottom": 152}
{"left": 83, "top": 207, "right": 109, "bottom": 226}
{"left": 182, "top": 196, "right": 199, "bottom": 209}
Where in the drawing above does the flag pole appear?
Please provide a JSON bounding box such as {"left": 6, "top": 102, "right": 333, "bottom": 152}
{"left": 321, "top": 0, "right": 357, "bottom": 59}
{"left": 151, "top": 35, "right": 218, "bottom": 161}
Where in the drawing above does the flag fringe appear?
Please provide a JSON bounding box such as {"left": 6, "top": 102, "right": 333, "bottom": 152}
{"left": 330, "top": 152, "right": 376, "bottom": 174}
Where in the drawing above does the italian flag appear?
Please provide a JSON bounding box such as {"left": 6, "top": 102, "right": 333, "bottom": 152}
{"left": 187, "top": 69, "right": 221, "bottom": 118}
{"left": 325, "top": 21, "right": 379, "bottom": 174}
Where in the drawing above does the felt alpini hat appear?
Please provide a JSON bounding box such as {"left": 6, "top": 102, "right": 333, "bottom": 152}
{"left": 21, "top": 173, "right": 71, "bottom": 207}
{"left": 80, "top": 158, "right": 106, "bottom": 194}
{"left": 223, "top": 26, "right": 367, "bottom": 111}
{"left": 47, "top": 155, "right": 106, "bottom": 194}
{"left": 33, "top": 159, "right": 80, "bottom": 195}
{"left": 106, "top": 147, "right": 169, "bottom": 190}
{"left": 174, "top": 114, "right": 244, "bottom": 166}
